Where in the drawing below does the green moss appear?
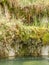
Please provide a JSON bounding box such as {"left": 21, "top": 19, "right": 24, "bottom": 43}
{"left": 42, "top": 32, "right": 49, "bottom": 45}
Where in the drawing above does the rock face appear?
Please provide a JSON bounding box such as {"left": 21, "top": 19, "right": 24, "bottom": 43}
{"left": 8, "top": 49, "right": 15, "bottom": 57}
{"left": 41, "top": 46, "right": 49, "bottom": 56}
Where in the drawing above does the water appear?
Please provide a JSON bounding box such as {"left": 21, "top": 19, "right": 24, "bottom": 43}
{"left": 0, "top": 57, "right": 49, "bottom": 65}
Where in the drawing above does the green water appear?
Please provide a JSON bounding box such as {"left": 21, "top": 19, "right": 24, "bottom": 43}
{"left": 0, "top": 57, "right": 49, "bottom": 65}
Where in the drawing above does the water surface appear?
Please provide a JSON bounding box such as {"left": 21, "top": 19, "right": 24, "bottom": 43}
{"left": 0, "top": 57, "right": 49, "bottom": 65}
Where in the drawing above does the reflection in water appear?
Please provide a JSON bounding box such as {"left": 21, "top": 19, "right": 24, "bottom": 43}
{"left": 0, "top": 57, "right": 49, "bottom": 65}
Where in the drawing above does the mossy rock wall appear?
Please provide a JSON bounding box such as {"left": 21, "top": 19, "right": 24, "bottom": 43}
{"left": 0, "top": 20, "right": 49, "bottom": 57}
{"left": 0, "top": 0, "right": 49, "bottom": 58}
